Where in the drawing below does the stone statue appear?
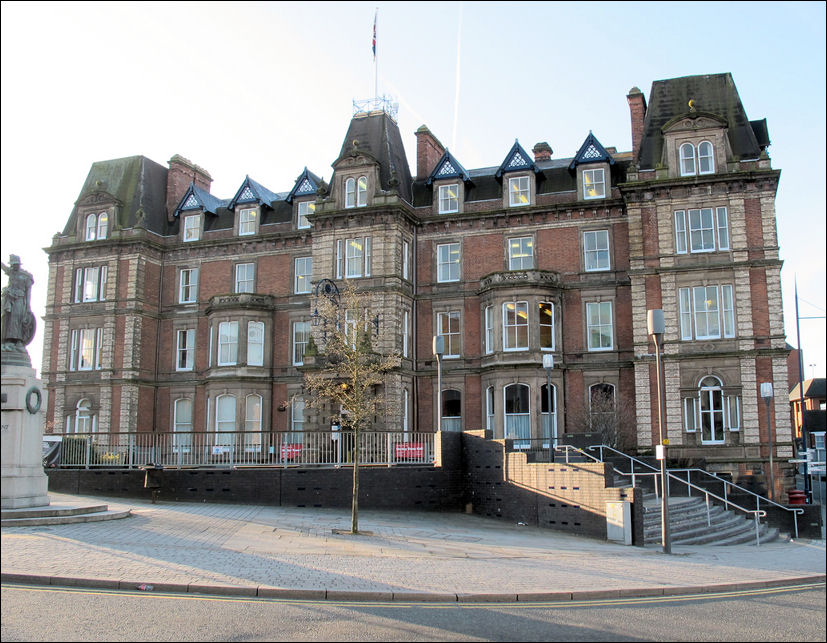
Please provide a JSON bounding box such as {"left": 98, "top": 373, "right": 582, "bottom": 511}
{"left": 1, "top": 255, "right": 36, "bottom": 358}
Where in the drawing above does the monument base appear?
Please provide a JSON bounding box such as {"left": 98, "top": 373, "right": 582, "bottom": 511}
{"left": 1, "top": 363, "right": 50, "bottom": 509}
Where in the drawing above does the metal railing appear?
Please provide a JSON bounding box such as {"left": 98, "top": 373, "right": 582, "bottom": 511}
{"left": 44, "top": 431, "right": 435, "bottom": 469}
{"left": 587, "top": 444, "right": 797, "bottom": 544}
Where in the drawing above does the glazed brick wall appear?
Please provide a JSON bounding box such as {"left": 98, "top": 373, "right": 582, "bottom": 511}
{"left": 749, "top": 268, "right": 770, "bottom": 339}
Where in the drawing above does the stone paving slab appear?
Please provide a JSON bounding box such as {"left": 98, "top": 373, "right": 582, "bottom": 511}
{"left": 1, "top": 493, "right": 824, "bottom": 602}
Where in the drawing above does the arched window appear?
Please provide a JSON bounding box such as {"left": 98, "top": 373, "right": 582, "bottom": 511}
{"left": 504, "top": 383, "right": 530, "bottom": 447}
{"left": 290, "top": 397, "right": 305, "bottom": 441}
{"left": 402, "top": 388, "right": 410, "bottom": 438}
{"left": 357, "top": 175, "right": 368, "bottom": 207}
{"left": 441, "top": 389, "right": 462, "bottom": 432}
{"left": 97, "top": 212, "right": 108, "bottom": 239}
{"left": 173, "top": 399, "right": 193, "bottom": 451}
{"left": 541, "top": 383, "right": 557, "bottom": 448}
{"left": 85, "top": 214, "right": 97, "bottom": 241}
{"left": 247, "top": 321, "right": 264, "bottom": 366}
{"left": 698, "top": 376, "right": 724, "bottom": 444}
{"left": 698, "top": 141, "right": 714, "bottom": 174}
{"left": 589, "top": 383, "right": 616, "bottom": 443}
{"left": 345, "top": 177, "right": 356, "bottom": 208}
{"left": 215, "top": 394, "right": 236, "bottom": 446}
{"left": 245, "top": 394, "right": 262, "bottom": 451}
{"left": 73, "top": 399, "right": 96, "bottom": 433}
{"left": 679, "top": 143, "right": 696, "bottom": 176}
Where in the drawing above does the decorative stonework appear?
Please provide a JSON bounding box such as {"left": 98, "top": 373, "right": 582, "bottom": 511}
{"left": 478, "top": 270, "right": 560, "bottom": 292}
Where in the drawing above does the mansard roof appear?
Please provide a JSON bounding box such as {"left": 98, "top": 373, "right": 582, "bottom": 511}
{"left": 334, "top": 110, "right": 413, "bottom": 203}
{"left": 64, "top": 155, "right": 169, "bottom": 236}
{"left": 285, "top": 167, "right": 324, "bottom": 203}
{"left": 228, "top": 175, "right": 281, "bottom": 210}
{"left": 175, "top": 182, "right": 228, "bottom": 216}
{"left": 426, "top": 149, "right": 471, "bottom": 186}
{"left": 495, "top": 140, "right": 537, "bottom": 179}
{"left": 568, "top": 132, "right": 615, "bottom": 169}
{"left": 637, "top": 72, "right": 765, "bottom": 169}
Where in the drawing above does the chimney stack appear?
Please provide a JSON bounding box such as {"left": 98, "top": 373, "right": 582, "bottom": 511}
{"left": 532, "top": 141, "right": 553, "bottom": 162}
{"left": 414, "top": 125, "right": 446, "bottom": 180}
{"left": 627, "top": 86, "right": 647, "bottom": 162}
{"left": 166, "top": 155, "right": 212, "bottom": 221}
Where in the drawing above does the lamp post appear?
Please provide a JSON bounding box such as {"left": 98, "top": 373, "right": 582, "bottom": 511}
{"left": 760, "top": 382, "right": 775, "bottom": 501}
{"left": 543, "top": 354, "right": 555, "bottom": 459}
{"left": 647, "top": 309, "right": 671, "bottom": 555}
{"left": 433, "top": 335, "right": 444, "bottom": 432}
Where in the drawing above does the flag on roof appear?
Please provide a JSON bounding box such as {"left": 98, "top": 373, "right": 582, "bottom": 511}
{"left": 372, "top": 9, "right": 377, "bottom": 60}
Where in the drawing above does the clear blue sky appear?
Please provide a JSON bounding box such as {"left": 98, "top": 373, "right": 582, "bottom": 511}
{"left": 2, "top": 1, "right": 825, "bottom": 382}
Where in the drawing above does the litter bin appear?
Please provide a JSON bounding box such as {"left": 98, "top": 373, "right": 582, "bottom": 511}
{"left": 787, "top": 489, "right": 806, "bottom": 505}
{"left": 141, "top": 464, "right": 163, "bottom": 503}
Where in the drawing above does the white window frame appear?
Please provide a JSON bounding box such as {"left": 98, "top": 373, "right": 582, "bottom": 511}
{"left": 688, "top": 208, "right": 716, "bottom": 252}
{"left": 238, "top": 208, "right": 257, "bottom": 236}
{"left": 698, "top": 376, "right": 725, "bottom": 444}
{"left": 183, "top": 214, "right": 200, "bottom": 242}
{"left": 679, "top": 143, "right": 696, "bottom": 176}
{"left": 70, "top": 327, "right": 103, "bottom": 371}
{"left": 176, "top": 328, "right": 195, "bottom": 371}
{"left": 441, "top": 389, "right": 462, "bottom": 432}
{"left": 674, "top": 208, "right": 729, "bottom": 254}
{"left": 292, "top": 320, "right": 310, "bottom": 366}
{"left": 74, "top": 265, "right": 108, "bottom": 302}
{"left": 297, "top": 200, "right": 314, "bottom": 229}
{"left": 438, "top": 183, "right": 459, "bottom": 214}
{"left": 539, "top": 301, "right": 554, "bottom": 350}
{"left": 582, "top": 168, "right": 606, "bottom": 200}
{"left": 674, "top": 211, "right": 688, "bottom": 254}
{"left": 247, "top": 321, "right": 264, "bottom": 366}
{"left": 402, "top": 310, "right": 409, "bottom": 358}
{"left": 583, "top": 229, "right": 610, "bottom": 271}
{"left": 541, "top": 383, "right": 557, "bottom": 448}
{"left": 679, "top": 284, "right": 736, "bottom": 341}
{"left": 179, "top": 268, "right": 198, "bottom": 304}
{"left": 683, "top": 396, "right": 698, "bottom": 432}
{"left": 508, "top": 237, "right": 534, "bottom": 270}
{"left": 345, "top": 177, "right": 356, "bottom": 208}
{"left": 245, "top": 394, "right": 263, "bottom": 450}
{"left": 508, "top": 176, "right": 530, "bottom": 207}
{"left": 217, "top": 321, "right": 238, "bottom": 366}
{"left": 586, "top": 301, "right": 613, "bottom": 351}
{"left": 698, "top": 141, "right": 715, "bottom": 174}
{"left": 291, "top": 397, "right": 305, "bottom": 436}
{"left": 716, "top": 207, "right": 730, "bottom": 250}
{"left": 294, "top": 257, "right": 312, "bottom": 294}
{"left": 215, "top": 394, "right": 236, "bottom": 437}
{"left": 337, "top": 237, "right": 371, "bottom": 279}
{"left": 484, "top": 305, "right": 494, "bottom": 354}
{"left": 502, "top": 301, "right": 529, "bottom": 351}
{"left": 235, "top": 263, "right": 255, "bottom": 294}
{"left": 503, "top": 383, "right": 531, "bottom": 446}
{"left": 486, "top": 386, "right": 495, "bottom": 433}
{"left": 437, "top": 243, "right": 460, "bottom": 283}
{"left": 437, "top": 311, "right": 461, "bottom": 358}
{"left": 402, "top": 240, "right": 410, "bottom": 280}
{"left": 357, "top": 175, "right": 368, "bottom": 207}
{"left": 85, "top": 212, "right": 108, "bottom": 241}
{"left": 173, "top": 398, "right": 193, "bottom": 449}
{"left": 692, "top": 286, "right": 721, "bottom": 340}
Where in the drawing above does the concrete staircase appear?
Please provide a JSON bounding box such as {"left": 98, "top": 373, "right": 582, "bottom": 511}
{"left": 1, "top": 503, "right": 131, "bottom": 527}
{"left": 642, "top": 494, "right": 780, "bottom": 546}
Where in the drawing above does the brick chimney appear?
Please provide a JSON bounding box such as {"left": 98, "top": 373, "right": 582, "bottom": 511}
{"left": 166, "top": 155, "right": 213, "bottom": 222}
{"left": 414, "top": 125, "right": 446, "bottom": 180}
{"left": 532, "top": 141, "right": 552, "bottom": 162}
{"left": 627, "top": 86, "right": 647, "bottom": 162}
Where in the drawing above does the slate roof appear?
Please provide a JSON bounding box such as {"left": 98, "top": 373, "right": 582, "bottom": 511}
{"left": 790, "top": 378, "right": 827, "bottom": 402}
{"left": 286, "top": 167, "right": 325, "bottom": 203}
{"left": 495, "top": 140, "right": 537, "bottom": 178}
{"left": 228, "top": 176, "right": 281, "bottom": 210}
{"left": 65, "top": 155, "right": 170, "bottom": 235}
{"left": 569, "top": 132, "right": 615, "bottom": 169}
{"left": 427, "top": 150, "right": 471, "bottom": 185}
{"left": 335, "top": 111, "right": 413, "bottom": 204}
{"left": 637, "top": 73, "right": 765, "bottom": 170}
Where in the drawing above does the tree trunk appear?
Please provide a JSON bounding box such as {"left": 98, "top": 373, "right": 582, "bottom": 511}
{"left": 351, "top": 425, "right": 359, "bottom": 533}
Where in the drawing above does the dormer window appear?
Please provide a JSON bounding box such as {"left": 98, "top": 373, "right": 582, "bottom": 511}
{"left": 345, "top": 176, "right": 368, "bottom": 209}
{"left": 238, "top": 208, "right": 257, "bottom": 236}
{"left": 680, "top": 141, "right": 715, "bottom": 176}
{"left": 438, "top": 184, "right": 459, "bottom": 214}
{"left": 582, "top": 168, "right": 605, "bottom": 200}
{"left": 85, "top": 212, "right": 108, "bottom": 241}
{"left": 508, "top": 176, "right": 530, "bottom": 207}
{"left": 297, "top": 201, "right": 314, "bottom": 229}
{"left": 183, "top": 214, "right": 201, "bottom": 242}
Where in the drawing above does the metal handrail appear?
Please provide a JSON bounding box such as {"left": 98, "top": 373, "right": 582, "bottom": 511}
{"left": 588, "top": 444, "right": 771, "bottom": 545}
{"left": 553, "top": 444, "right": 605, "bottom": 464}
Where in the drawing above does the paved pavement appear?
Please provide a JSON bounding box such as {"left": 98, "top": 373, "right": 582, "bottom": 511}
{"left": 2, "top": 493, "right": 824, "bottom": 602}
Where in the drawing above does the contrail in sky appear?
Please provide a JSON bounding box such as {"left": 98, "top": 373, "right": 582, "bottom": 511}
{"left": 451, "top": 2, "right": 463, "bottom": 152}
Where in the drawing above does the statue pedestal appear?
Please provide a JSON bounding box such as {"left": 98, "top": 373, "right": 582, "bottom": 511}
{"left": 1, "top": 363, "right": 49, "bottom": 508}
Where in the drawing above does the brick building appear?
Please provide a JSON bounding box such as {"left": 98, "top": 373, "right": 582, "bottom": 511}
{"left": 42, "top": 73, "right": 793, "bottom": 491}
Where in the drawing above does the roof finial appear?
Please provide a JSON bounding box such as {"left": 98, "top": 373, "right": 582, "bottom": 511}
{"left": 688, "top": 99, "right": 696, "bottom": 113}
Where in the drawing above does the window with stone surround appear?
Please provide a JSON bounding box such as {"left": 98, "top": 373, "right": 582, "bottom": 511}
{"left": 437, "top": 243, "right": 460, "bottom": 283}
{"left": 84, "top": 212, "right": 108, "bottom": 241}
{"left": 336, "top": 237, "right": 371, "bottom": 279}
{"left": 583, "top": 230, "right": 610, "bottom": 271}
{"left": 235, "top": 263, "right": 255, "bottom": 294}
{"left": 179, "top": 268, "right": 198, "bottom": 304}
{"left": 586, "top": 301, "right": 613, "bottom": 351}
{"left": 73, "top": 265, "right": 107, "bottom": 302}
{"left": 437, "top": 311, "right": 461, "bottom": 358}
{"left": 69, "top": 328, "right": 103, "bottom": 371}
{"left": 582, "top": 168, "right": 606, "bottom": 200}
{"left": 247, "top": 321, "right": 264, "bottom": 366}
{"left": 292, "top": 320, "right": 310, "bottom": 366}
{"left": 674, "top": 207, "right": 729, "bottom": 253}
{"left": 438, "top": 183, "right": 459, "bottom": 213}
{"left": 238, "top": 208, "right": 257, "bottom": 236}
{"left": 294, "top": 257, "right": 312, "bottom": 294}
{"left": 502, "top": 301, "right": 529, "bottom": 351}
{"left": 680, "top": 141, "right": 715, "bottom": 176}
{"left": 173, "top": 399, "right": 193, "bottom": 449}
{"left": 183, "top": 214, "right": 201, "bottom": 242}
{"left": 217, "top": 321, "right": 239, "bottom": 366}
{"left": 176, "top": 328, "right": 195, "bottom": 371}
{"left": 508, "top": 237, "right": 534, "bottom": 270}
{"left": 297, "top": 201, "right": 314, "bottom": 229}
{"left": 682, "top": 376, "right": 740, "bottom": 443}
{"left": 539, "top": 301, "right": 554, "bottom": 350}
{"left": 678, "top": 284, "right": 735, "bottom": 340}
{"left": 508, "top": 176, "right": 530, "bottom": 207}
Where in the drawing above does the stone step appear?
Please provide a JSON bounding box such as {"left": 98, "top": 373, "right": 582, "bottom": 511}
{"left": 0, "top": 504, "right": 108, "bottom": 520}
{"left": 1, "top": 505, "right": 131, "bottom": 527}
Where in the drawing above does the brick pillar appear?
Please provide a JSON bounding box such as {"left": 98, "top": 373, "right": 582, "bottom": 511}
{"left": 627, "top": 87, "right": 647, "bottom": 162}
{"left": 166, "top": 155, "right": 212, "bottom": 222}
{"left": 414, "top": 125, "right": 445, "bottom": 180}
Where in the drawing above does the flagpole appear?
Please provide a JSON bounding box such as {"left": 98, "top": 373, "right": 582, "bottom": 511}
{"left": 374, "top": 8, "right": 378, "bottom": 101}
{"left": 794, "top": 277, "right": 811, "bottom": 502}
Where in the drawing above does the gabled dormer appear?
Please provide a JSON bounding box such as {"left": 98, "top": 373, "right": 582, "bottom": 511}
{"left": 427, "top": 150, "right": 471, "bottom": 215}
{"left": 661, "top": 106, "right": 729, "bottom": 178}
{"left": 174, "top": 182, "right": 225, "bottom": 242}
{"left": 569, "top": 132, "right": 614, "bottom": 201}
{"left": 286, "top": 167, "right": 324, "bottom": 229}
{"left": 496, "top": 140, "right": 538, "bottom": 208}
{"left": 227, "top": 176, "right": 279, "bottom": 237}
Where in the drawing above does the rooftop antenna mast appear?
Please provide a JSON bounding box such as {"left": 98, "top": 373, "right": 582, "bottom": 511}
{"left": 373, "top": 8, "right": 378, "bottom": 100}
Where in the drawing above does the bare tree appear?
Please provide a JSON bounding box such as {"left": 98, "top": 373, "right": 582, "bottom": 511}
{"left": 301, "top": 281, "right": 399, "bottom": 534}
{"left": 566, "top": 385, "right": 636, "bottom": 453}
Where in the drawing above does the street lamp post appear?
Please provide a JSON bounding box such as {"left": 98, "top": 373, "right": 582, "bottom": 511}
{"left": 647, "top": 309, "right": 671, "bottom": 555}
{"left": 433, "top": 335, "right": 444, "bottom": 432}
{"left": 543, "top": 354, "right": 555, "bottom": 459}
{"left": 760, "top": 382, "right": 775, "bottom": 501}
